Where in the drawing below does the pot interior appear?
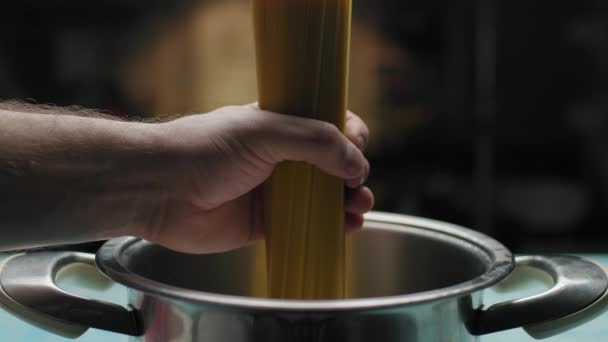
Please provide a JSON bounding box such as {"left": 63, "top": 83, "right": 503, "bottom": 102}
{"left": 113, "top": 219, "right": 494, "bottom": 299}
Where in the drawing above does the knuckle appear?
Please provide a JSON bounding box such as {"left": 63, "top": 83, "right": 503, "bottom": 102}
{"left": 313, "top": 121, "right": 341, "bottom": 146}
{"left": 221, "top": 105, "right": 242, "bottom": 112}
{"left": 214, "top": 106, "right": 234, "bottom": 115}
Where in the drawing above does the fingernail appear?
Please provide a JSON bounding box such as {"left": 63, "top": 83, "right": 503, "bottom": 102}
{"left": 345, "top": 145, "right": 362, "bottom": 177}
{"left": 356, "top": 135, "right": 368, "bottom": 151}
{"left": 361, "top": 162, "right": 370, "bottom": 185}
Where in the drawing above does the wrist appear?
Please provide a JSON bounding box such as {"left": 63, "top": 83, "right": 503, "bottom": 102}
{"left": 115, "top": 121, "right": 171, "bottom": 240}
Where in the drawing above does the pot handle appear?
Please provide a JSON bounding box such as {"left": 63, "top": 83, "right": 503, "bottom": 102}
{"left": 0, "top": 251, "right": 141, "bottom": 338}
{"left": 473, "top": 255, "right": 608, "bottom": 339}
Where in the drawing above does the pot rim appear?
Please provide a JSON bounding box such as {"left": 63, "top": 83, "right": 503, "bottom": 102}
{"left": 96, "top": 212, "right": 514, "bottom": 312}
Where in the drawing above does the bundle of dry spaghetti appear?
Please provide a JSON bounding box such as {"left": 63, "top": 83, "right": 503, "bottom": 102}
{"left": 252, "top": 0, "right": 352, "bottom": 299}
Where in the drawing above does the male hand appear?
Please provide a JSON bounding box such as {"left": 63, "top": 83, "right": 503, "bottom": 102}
{"left": 143, "top": 104, "right": 374, "bottom": 254}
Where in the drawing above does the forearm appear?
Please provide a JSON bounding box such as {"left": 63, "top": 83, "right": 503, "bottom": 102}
{"left": 0, "top": 105, "right": 164, "bottom": 250}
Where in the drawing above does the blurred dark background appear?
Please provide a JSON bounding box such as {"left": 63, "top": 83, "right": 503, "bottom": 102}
{"left": 1, "top": 0, "right": 607, "bottom": 253}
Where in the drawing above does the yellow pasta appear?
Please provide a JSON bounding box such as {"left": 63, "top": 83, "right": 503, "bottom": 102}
{"left": 250, "top": 242, "right": 269, "bottom": 298}
{"left": 252, "top": 0, "right": 352, "bottom": 299}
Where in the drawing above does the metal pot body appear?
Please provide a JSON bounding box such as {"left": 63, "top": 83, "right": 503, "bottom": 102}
{"left": 1, "top": 213, "right": 607, "bottom": 342}
{"left": 127, "top": 291, "right": 481, "bottom": 342}
{"left": 107, "top": 213, "right": 500, "bottom": 342}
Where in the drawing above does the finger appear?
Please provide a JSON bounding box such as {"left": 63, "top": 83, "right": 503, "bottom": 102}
{"left": 345, "top": 212, "right": 365, "bottom": 233}
{"left": 345, "top": 111, "right": 370, "bottom": 151}
{"left": 345, "top": 186, "right": 375, "bottom": 214}
{"left": 345, "top": 161, "right": 370, "bottom": 189}
{"left": 244, "top": 102, "right": 260, "bottom": 110}
{"left": 256, "top": 109, "right": 369, "bottom": 184}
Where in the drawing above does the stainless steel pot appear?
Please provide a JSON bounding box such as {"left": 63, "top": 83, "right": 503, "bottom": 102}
{"left": 1, "top": 212, "right": 607, "bottom": 341}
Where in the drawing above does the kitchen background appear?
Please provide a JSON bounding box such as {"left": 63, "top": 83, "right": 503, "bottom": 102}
{"left": 0, "top": 0, "right": 607, "bottom": 253}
